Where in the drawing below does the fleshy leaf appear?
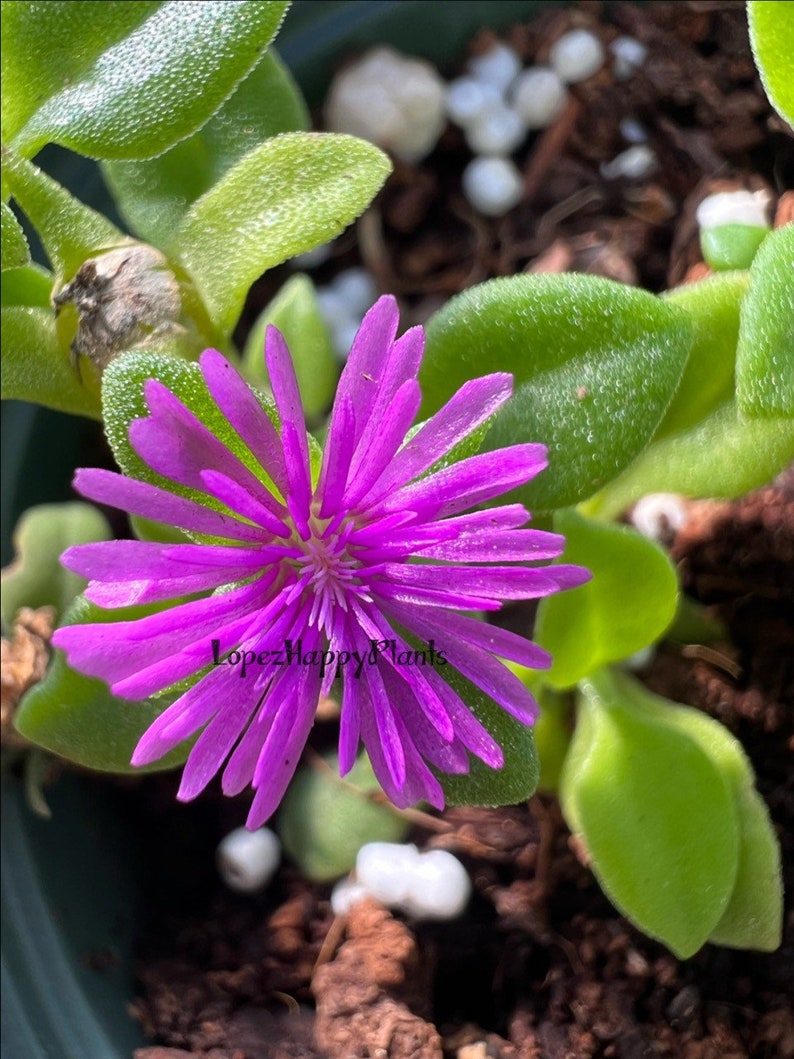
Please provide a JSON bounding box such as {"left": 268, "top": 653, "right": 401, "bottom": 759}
{"left": 633, "top": 680, "right": 782, "bottom": 952}
{"left": 1, "top": 201, "right": 29, "bottom": 270}
{"left": 2, "top": 0, "right": 290, "bottom": 159}
{"left": 534, "top": 509, "right": 677, "bottom": 688}
{"left": 736, "top": 223, "right": 794, "bottom": 418}
{"left": 421, "top": 275, "right": 693, "bottom": 512}
{"left": 505, "top": 663, "right": 572, "bottom": 793}
{"left": 583, "top": 400, "right": 794, "bottom": 520}
{"left": 561, "top": 669, "right": 739, "bottom": 958}
{"left": 102, "top": 48, "right": 309, "bottom": 247}
{"left": 1, "top": 502, "right": 111, "bottom": 628}
{"left": 3, "top": 149, "right": 126, "bottom": 278}
{"left": 657, "top": 272, "right": 748, "bottom": 438}
{"left": 277, "top": 753, "right": 411, "bottom": 882}
{"left": 14, "top": 595, "right": 187, "bottom": 773}
{"left": 1, "top": 262, "right": 53, "bottom": 307}
{"left": 748, "top": 0, "right": 794, "bottom": 129}
{"left": 0, "top": 305, "right": 102, "bottom": 419}
{"left": 170, "top": 132, "right": 391, "bottom": 335}
{"left": 243, "top": 273, "right": 338, "bottom": 420}
{"left": 700, "top": 224, "right": 768, "bottom": 272}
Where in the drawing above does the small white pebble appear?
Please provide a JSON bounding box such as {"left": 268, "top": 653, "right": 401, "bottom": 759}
{"left": 610, "top": 35, "right": 648, "bottom": 80}
{"left": 329, "top": 267, "right": 378, "bottom": 316}
{"left": 600, "top": 144, "right": 656, "bottom": 181}
{"left": 619, "top": 116, "right": 648, "bottom": 144}
{"left": 356, "top": 842, "right": 422, "bottom": 906}
{"left": 465, "top": 102, "right": 526, "bottom": 155}
{"left": 330, "top": 875, "right": 369, "bottom": 916}
{"left": 550, "top": 29, "right": 606, "bottom": 84}
{"left": 445, "top": 77, "right": 502, "bottom": 127}
{"left": 623, "top": 646, "right": 655, "bottom": 671}
{"left": 291, "top": 242, "right": 333, "bottom": 269}
{"left": 630, "top": 493, "right": 688, "bottom": 540}
{"left": 401, "top": 849, "right": 472, "bottom": 921}
{"left": 467, "top": 43, "right": 522, "bottom": 94}
{"left": 216, "top": 827, "right": 280, "bottom": 893}
{"left": 511, "top": 66, "right": 569, "bottom": 129}
{"left": 324, "top": 47, "right": 445, "bottom": 163}
{"left": 462, "top": 156, "right": 524, "bottom": 217}
{"left": 695, "top": 189, "right": 772, "bottom": 231}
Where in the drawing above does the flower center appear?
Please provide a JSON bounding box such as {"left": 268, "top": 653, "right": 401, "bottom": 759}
{"left": 290, "top": 519, "right": 370, "bottom": 632}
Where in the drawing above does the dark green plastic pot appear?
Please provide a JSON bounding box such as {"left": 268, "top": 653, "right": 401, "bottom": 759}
{"left": 1, "top": 3, "right": 549, "bottom": 1055}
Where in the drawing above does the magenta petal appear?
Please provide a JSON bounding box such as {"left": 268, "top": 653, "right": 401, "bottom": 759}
{"left": 335, "top": 295, "right": 399, "bottom": 445}
{"left": 200, "top": 348, "right": 288, "bottom": 494}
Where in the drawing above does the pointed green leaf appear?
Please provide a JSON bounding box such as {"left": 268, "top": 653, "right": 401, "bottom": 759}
{"left": 534, "top": 510, "right": 677, "bottom": 688}
{"left": 1, "top": 201, "right": 29, "bottom": 270}
{"left": 1, "top": 502, "right": 111, "bottom": 628}
{"left": 243, "top": 273, "right": 338, "bottom": 420}
{"left": 561, "top": 669, "right": 739, "bottom": 958}
{"left": 748, "top": 1, "right": 794, "bottom": 129}
{"left": 278, "top": 753, "right": 411, "bottom": 882}
{"left": 3, "top": 0, "right": 290, "bottom": 159}
{"left": 584, "top": 400, "right": 794, "bottom": 520}
{"left": 3, "top": 149, "right": 126, "bottom": 278}
{"left": 102, "top": 48, "right": 309, "bottom": 246}
{"left": 421, "top": 275, "right": 693, "bottom": 512}
{"left": 14, "top": 595, "right": 187, "bottom": 773}
{"left": 0, "top": 305, "right": 102, "bottom": 418}
{"left": 171, "top": 132, "right": 391, "bottom": 335}
{"left": 736, "top": 223, "right": 794, "bottom": 418}
{"left": 658, "top": 271, "right": 748, "bottom": 438}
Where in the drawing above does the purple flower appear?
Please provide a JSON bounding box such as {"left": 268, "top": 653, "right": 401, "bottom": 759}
{"left": 53, "top": 296, "right": 589, "bottom": 827}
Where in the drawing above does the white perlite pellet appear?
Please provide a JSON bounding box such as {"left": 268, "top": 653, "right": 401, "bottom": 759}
{"left": 630, "top": 493, "right": 688, "bottom": 540}
{"left": 600, "top": 144, "right": 656, "bottom": 180}
{"left": 355, "top": 842, "right": 472, "bottom": 921}
{"left": 511, "top": 66, "right": 569, "bottom": 129}
{"left": 324, "top": 47, "right": 445, "bottom": 163}
{"left": 465, "top": 101, "right": 527, "bottom": 155}
{"left": 462, "top": 156, "right": 524, "bottom": 217}
{"left": 695, "top": 189, "right": 772, "bottom": 231}
{"left": 550, "top": 29, "right": 606, "bottom": 84}
{"left": 610, "top": 35, "right": 648, "bottom": 80}
{"left": 467, "top": 42, "right": 522, "bottom": 93}
{"left": 445, "top": 77, "right": 502, "bottom": 127}
{"left": 216, "top": 827, "right": 281, "bottom": 893}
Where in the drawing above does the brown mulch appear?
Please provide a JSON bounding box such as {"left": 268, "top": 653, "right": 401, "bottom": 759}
{"left": 132, "top": 3, "right": 793, "bottom": 1057}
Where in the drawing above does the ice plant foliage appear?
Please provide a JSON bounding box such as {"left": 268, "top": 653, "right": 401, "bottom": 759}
{"left": 52, "top": 297, "right": 587, "bottom": 826}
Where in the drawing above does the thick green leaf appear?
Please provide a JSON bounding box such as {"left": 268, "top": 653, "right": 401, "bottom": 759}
{"left": 434, "top": 659, "right": 540, "bottom": 807}
{"left": 171, "top": 132, "right": 391, "bottom": 335}
{"left": 1, "top": 502, "right": 111, "bottom": 628}
{"left": 658, "top": 272, "right": 747, "bottom": 438}
{"left": 748, "top": 1, "right": 794, "bottom": 129}
{"left": 700, "top": 224, "right": 768, "bottom": 272}
{"left": 102, "top": 49, "right": 309, "bottom": 246}
{"left": 534, "top": 509, "right": 677, "bottom": 688}
{"left": 3, "top": 0, "right": 290, "bottom": 159}
{"left": 561, "top": 669, "right": 739, "bottom": 958}
{"left": 1, "top": 201, "right": 29, "bottom": 269}
{"left": 3, "top": 149, "right": 126, "bottom": 278}
{"left": 243, "top": 273, "right": 338, "bottom": 420}
{"left": 584, "top": 400, "right": 794, "bottom": 520}
{"left": 277, "top": 753, "right": 411, "bottom": 882}
{"left": 421, "top": 275, "right": 693, "bottom": 512}
{"left": 736, "top": 223, "right": 794, "bottom": 418}
{"left": 1, "top": 262, "right": 53, "bottom": 307}
{"left": 0, "top": 305, "right": 102, "bottom": 418}
{"left": 639, "top": 685, "right": 783, "bottom": 952}
{"left": 14, "top": 595, "right": 186, "bottom": 773}
{"left": 505, "top": 663, "right": 572, "bottom": 793}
